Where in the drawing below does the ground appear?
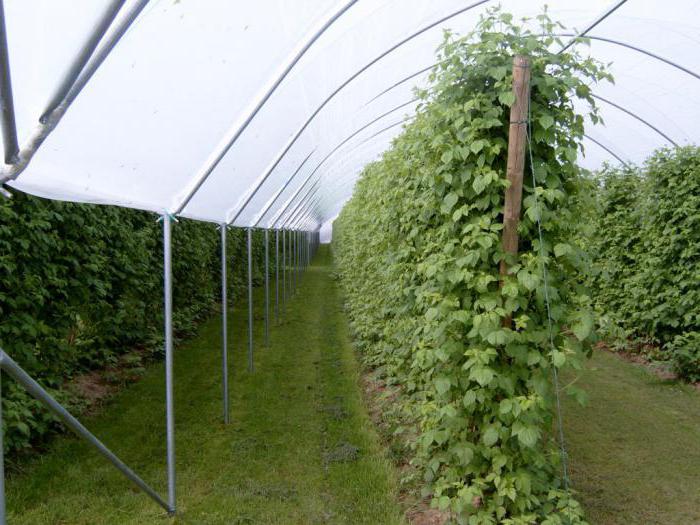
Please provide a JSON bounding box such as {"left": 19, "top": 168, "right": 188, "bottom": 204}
{"left": 6, "top": 246, "right": 700, "bottom": 524}
{"left": 564, "top": 349, "right": 700, "bottom": 524}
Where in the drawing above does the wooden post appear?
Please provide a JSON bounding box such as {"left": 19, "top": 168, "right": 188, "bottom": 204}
{"left": 501, "top": 55, "right": 530, "bottom": 327}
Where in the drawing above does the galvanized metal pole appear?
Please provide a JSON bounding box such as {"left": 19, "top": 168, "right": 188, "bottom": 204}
{"left": 264, "top": 229, "right": 269, "bottom": 346}
{"left": 40, "top": 0, "right": 126, "bottom": 120}
{"left": 0, "top": 363, "right": 5, "bottom": 525}
{"left": 0, "top": 0, "right": 19, "bottom": 164}
{"left": 247, "top": 228, "right": 254, "bottom": 372}
{"left": 275, "top": 230, "right": 279, "bottom": 324}
{"left": 220, "top": 223, "right": 229, "bottom": 424}
{"left": 282, "top": 229, "right": 286, "bottom": 312}
{"left": 0, "top": 349, "right": 170, "bottom": 514}
{"left": 162, "top": 214, "right": 176, "bottom": 515}
{"left": 293, "top": 231, "right": 297, "bottom": 293}
{"left": 1, "top": 0, "right": 150, "bottom": 183}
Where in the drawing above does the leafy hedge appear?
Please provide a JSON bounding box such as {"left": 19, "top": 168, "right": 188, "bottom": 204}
{"left": 333, "top": 9, "right": 609, "bottom": 524}
{"left": 0, "top": 192, "right": 268, "bottom": 453}
{"left": 586, "top": 146, "right": 700, "bottom": 380}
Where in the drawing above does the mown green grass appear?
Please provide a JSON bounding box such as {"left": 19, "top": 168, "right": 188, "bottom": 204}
{"left": 7, "top": 245, "right": 403, "bottom": 524}
{"left": 563, "top": 349, "right": 700, "bottom": 524}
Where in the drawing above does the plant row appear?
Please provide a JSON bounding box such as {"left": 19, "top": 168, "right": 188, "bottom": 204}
{"left": 582, "top": 146, "right": 700, "bottom": 382}
{"left": 0, "top": 192, "right": 270, "bottom": 453}
{"left": 333, "top": 9, "right": 609, "bottom": 524}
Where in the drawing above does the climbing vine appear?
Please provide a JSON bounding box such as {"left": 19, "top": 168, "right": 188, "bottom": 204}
{"left": 334, "top": 8, "right": 610, "bottom": 524}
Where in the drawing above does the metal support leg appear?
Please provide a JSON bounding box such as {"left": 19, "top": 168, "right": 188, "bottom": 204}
{"left": 220, "top": 223, "right": 229, "bottom": 424}
{"left": 0, "top": 365, "right": 5, "bottom": 525}
{"left": 247, "top": 228, "right": 254, "bottom": 372}
{"left": 275, "top": 230, "right": 279, "bottom": 325}
{"left": 282, "top": 230, "right": 286, "bottom": 311}
{"left": 264, "top": 229, "right": 269, "bottom": 347}
{"left": 0, "top": 349, "right": 170, "bottom": 514}
{"left": 162, "top": 214, "right": 176, "bottom": 514}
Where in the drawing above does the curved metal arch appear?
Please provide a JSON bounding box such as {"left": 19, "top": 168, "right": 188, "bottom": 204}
{"left": 264, "top": 106, "right": 416, "bottom": 229}
{"left": 253, "top": 99, "right": 417, "bottom": 227}
{"left": 251, "top": 149, "right": 316, "bottom": 227}
{"left": 271, "top": 118, "right": 411, "bottom": 228}
{"left": 225, "top": 0, "right": 493, "bottom": 225}
{"left": 366, "top": 61, "right": 680, "bottom": 147}
{"left": 591, "top": 94, "right": 677, "bottom": 146}
{"left": 270, "top": 178, "right": 320, "bottom": 229}
{"left": 583, "top": 133, "right": 630, "bottom": 167}
{"left": 172, "top": 0, "right": 358, "bottom": 215}
{"left": 558, "top": 0, "right": 628, "bottom": 54}
{"left": 304, "top": 179, "right": 357, "bottom": 225}
{"left": 284, "top": 192, "right": 323, "bottom": 230}
{"left": 40, "top": 0, "right": 127, "bottom": 121}
{"left": 274, "top": 118, "right": 410, "bottom": 228}
{"left": 2, "top": 0, "right": 150, "bottom": 183}
{"left": 556, "top": 33, "right": 700, "bottom": 82}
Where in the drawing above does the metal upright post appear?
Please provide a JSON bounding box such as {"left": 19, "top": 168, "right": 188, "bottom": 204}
{"left": 264, "top": 229, "right": 269, "bottom": 346}
{"left": 275, "top": 230, "right": 279, "bottom": 324}
{"left": 282, "top": 229, "right": 286, "bottom": 312}
{"left": 293, "top": 231, "right": 297, "bottom": 293}
{"left": 0, "top": 366, "right": 5, "bottom": 525}
{"left": 297, "top": 231, "right": 301, "bottom": 282}
{"left": 220, "top": 223, "right": 229, "bottom": 424}
{"left": 247, "top": 228, "right": 254, "bottom": 372}
{"left": 162, "top": 214, "right": 176, "bottom": 515}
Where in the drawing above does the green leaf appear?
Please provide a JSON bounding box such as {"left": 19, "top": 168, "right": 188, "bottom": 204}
{"left": 571, "top": 310, "right": 594, "bottom": 341}
{"left": 487, "top": 329, "right": 508, "bottom": 346}
{"left": 483, "top": 425, "right": 499, "bottom": 446}
{"left": 463, "top": 390, "right": 477, "bottom": 408}
{"left": 502, "top": 281, "right": 518, "bottom": 298}
{"left": 551, "top": 349, "right": 566, "bottom": 368}
{"left": 539, "top": 114, "right": 554, "bottom": 130}
{"left": 442, "top": 192, "right": 459, "bottom": 213}
{"left": 470, "top": 140, "right": 485, "bottom": 154}
{"left": 517, "top": 270, "right": 538, "bottom": 291}
{"left": 517, "top": 426, "right": 538, "bottom": 448}
{"left": 473, "top": 175, "right": 487, "bottom": 195}
{"left": 426, "top": 307, "right": 439, "bottom": 321}
{"left": 490, "top": 66, "right": 508, "bottom": 80}
{"left": 499, "top": 399, "right": 513, "bottom": 415}
{"left": 470, "top": 367, "right": 494, "bottom": 386}
{"left": 498, "top": 91, "right": 515, "bottom": 106}
{"left": 553, "top": 243, "right": 572, "bottom": 257}
{"left": 435, "top": 377, "right": 451, "bottom": 395}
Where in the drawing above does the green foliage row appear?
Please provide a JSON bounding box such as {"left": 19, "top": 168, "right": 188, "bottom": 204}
{"left": 333, "top": 9, "right": 609, "bottom": 524}
{"left": 585, "top": 146, "right": 700, "bottom": 381}
{"left": 0, "top": 192, "right": 272, "bottom": 453}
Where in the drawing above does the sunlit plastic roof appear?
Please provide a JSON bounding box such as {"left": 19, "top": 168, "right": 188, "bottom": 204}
{"left": 1, "top": 0, "right": 698, "bottom": 230}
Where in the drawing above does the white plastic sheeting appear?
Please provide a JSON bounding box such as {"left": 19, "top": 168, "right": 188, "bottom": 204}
{"left": 2, "top": 0, "right": 699, "bottom": 229}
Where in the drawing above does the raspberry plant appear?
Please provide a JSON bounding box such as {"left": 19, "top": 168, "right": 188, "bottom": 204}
{"left": 334, "top": 8, "right": 611, "bottom": 524}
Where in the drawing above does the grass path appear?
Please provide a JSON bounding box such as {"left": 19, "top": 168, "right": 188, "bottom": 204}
{"left": 7, "top": 246, "right": 403, "bottom": 524}
{"left": 563, "top": 350, "right": 700, "bottom": 524}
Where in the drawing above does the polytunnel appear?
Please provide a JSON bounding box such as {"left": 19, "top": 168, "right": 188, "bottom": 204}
{"left": 0, "top": 0, "right": 698, "bottom": 521}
